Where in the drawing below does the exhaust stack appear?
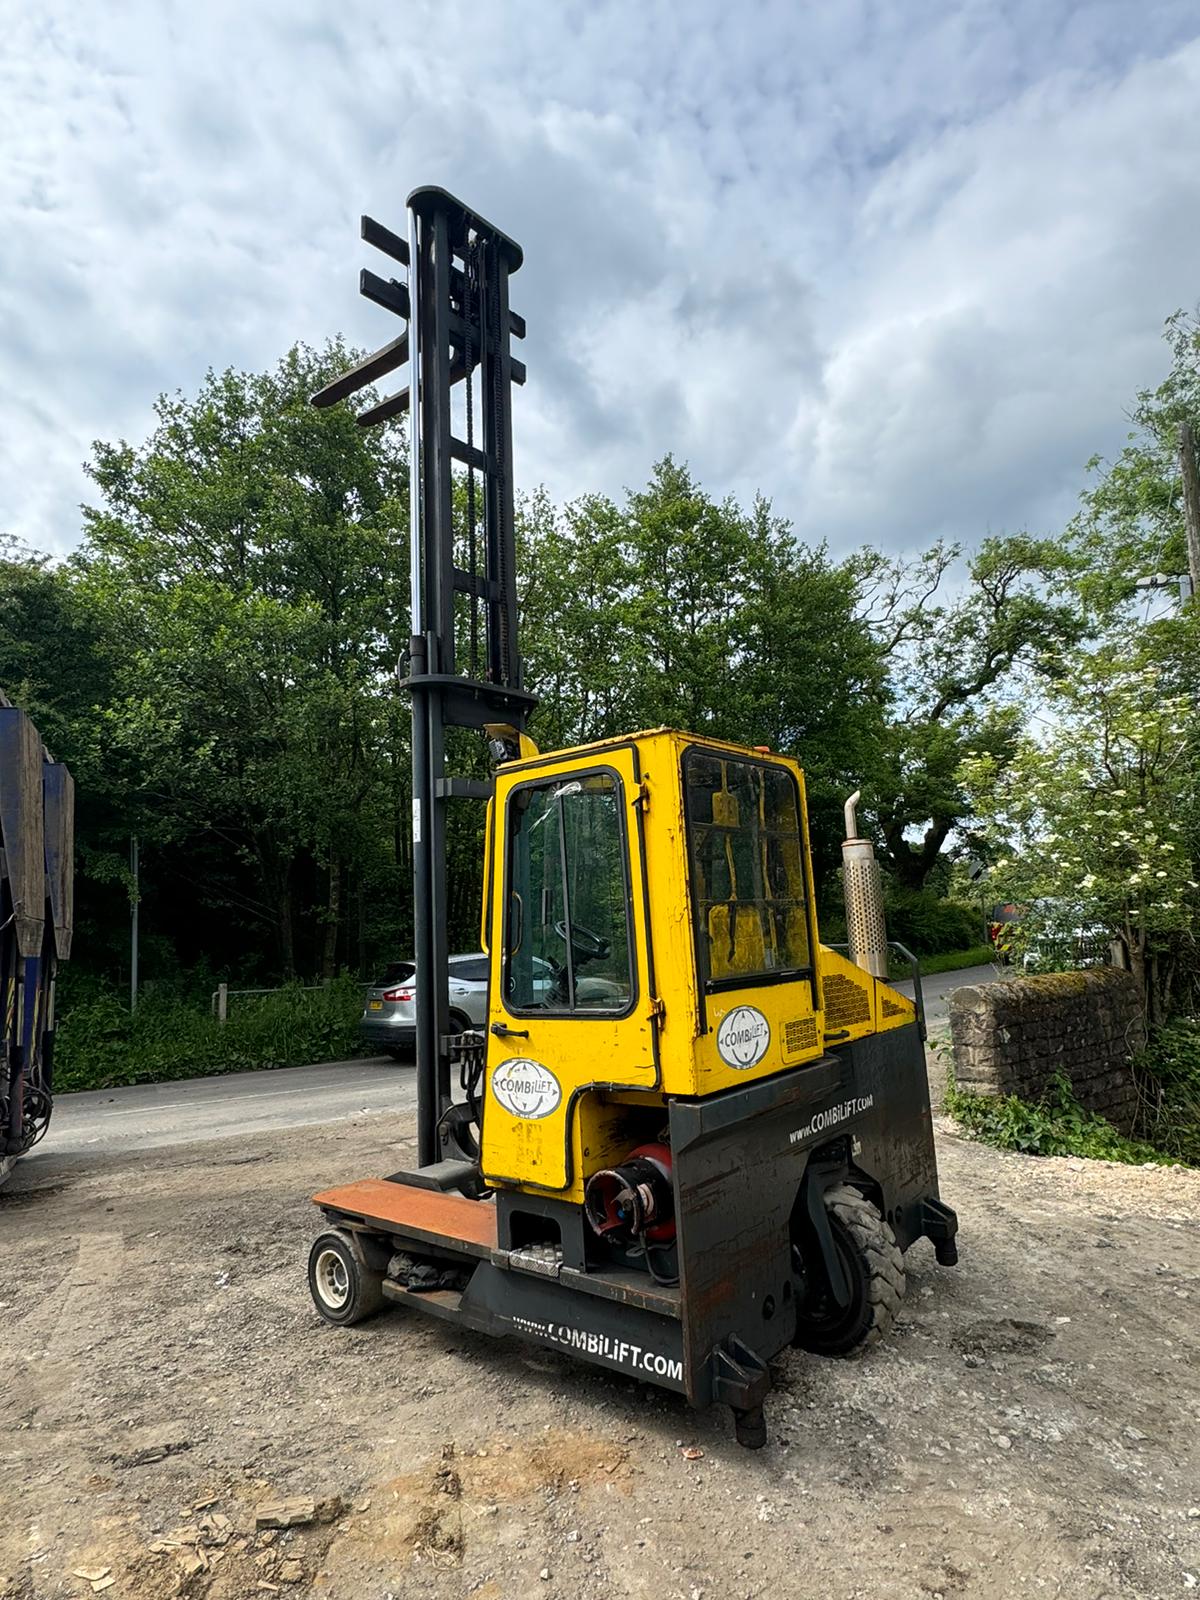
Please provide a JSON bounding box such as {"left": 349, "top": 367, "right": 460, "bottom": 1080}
{"left": 841, "top": 789, "right": 888, "bottom": 979}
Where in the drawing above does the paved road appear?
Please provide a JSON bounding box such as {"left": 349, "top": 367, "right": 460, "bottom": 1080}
{"left": 32, "top": 962, "right": 1003, "bottom": 1163}
{"left": 894, "top": 959, "right": 1004, "bottom": 1028}
{"left": 41, "top": 1056, "right": 417, "bottom": 1158}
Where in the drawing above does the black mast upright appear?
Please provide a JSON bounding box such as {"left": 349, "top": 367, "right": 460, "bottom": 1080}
{"left": 314, "top": 187, "right": 533, "bottom": 1166}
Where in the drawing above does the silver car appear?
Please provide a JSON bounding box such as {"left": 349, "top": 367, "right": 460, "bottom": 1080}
{"left": 359, "top": 952, "right": 623, "bottom": 1059}
{"left": 359, "top": 952, "right": 490, "bottom": 1059}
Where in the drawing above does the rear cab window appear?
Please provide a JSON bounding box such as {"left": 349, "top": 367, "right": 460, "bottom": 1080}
{"left": 683, "top": 749, "right": 814, "bottom": 998}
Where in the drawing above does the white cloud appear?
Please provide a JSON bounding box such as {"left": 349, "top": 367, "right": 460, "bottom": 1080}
{"left": 0, "top": 0, "right": 1198, "bottom": 559}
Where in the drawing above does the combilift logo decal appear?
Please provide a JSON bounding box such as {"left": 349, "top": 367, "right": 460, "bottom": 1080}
{"left": 716, "top": 1005, "right": 771, "bottom": 1069}
{"left": 789, "top": 1095, "right": 875, "bottom": 1145}
{"left": 508, "top": 1313, "right": 683, "bottom": 1383}
{"left": 491, "top": 1058, "right": 562, "bottom": 1119}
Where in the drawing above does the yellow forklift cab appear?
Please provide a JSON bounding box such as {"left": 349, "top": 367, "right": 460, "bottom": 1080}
{"left": 483, "top": 730, "right": 915, "bottom": 1198}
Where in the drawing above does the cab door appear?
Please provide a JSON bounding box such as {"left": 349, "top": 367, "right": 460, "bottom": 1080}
{"left": 483, "top": 745, "right": 657, "bottom": 1195}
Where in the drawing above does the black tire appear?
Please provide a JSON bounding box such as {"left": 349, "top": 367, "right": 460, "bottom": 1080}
{"left": 308, "top": 1230, "right": 386, "bottom": 1326}
{"left": 792, "top": 1184, "right": 905, "bottom": 1357}
{"left": 447, "top": 1009, "right": 469, "bottom": 1035}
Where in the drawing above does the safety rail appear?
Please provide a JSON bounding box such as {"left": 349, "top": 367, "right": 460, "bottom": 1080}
{"left": 210, "top": 980, "right": 369, "bottom": 1023}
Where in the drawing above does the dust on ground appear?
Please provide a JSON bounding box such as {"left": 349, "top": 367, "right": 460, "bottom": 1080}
{"left": 2, "top": 1090, "right": 1199, "bottom": 1600}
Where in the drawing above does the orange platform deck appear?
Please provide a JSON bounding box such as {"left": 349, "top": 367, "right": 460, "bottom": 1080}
{"left": 312, "top": 1177, "right": 499, "bottom": 1256}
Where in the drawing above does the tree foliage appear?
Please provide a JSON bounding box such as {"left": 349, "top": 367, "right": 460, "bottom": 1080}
{"left": 961, "top": 649, "right": 1199, "bottom": 1019}
{"left": 858, "top": 534, "right": 1084, "bottom": 889}
{"left": 23, "top": 343, "right": 413, "bottom": 979}
{"left": 519, "top": 458, "right": 883, "bottom": 875}
{"left": 2, "top": 316, "right": 1196, "bottom": 1010}
{"left": 958, "top": 312, "right": 1200, "bottom": 1018}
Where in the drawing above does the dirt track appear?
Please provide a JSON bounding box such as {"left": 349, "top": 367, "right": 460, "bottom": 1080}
{"left": 2, "top": 1093, "right": 1199, "bottom": 1600}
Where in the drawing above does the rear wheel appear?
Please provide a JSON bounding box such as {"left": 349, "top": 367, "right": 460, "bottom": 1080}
{"left": 308, "top": 1230, "right": 386, "bottom": 1326}
{"left": 793, "top": 1185, "right": 905, "bottom": 1356}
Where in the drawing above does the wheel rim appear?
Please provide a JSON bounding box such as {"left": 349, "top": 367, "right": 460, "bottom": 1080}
{"left": 315, "top": 1246, "right": 351, "bottom": 1310}
{"left": 795, "top": 1222, "right": 865, "bottom": 1341}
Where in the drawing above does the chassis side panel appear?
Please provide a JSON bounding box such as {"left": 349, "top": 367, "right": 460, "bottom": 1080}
{"left": 671, "top": 1022, "right": 945, "bottom": 1404}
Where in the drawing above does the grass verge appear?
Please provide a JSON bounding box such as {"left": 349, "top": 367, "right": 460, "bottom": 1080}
{"left": 53, "top": 979, "right": 366, "bottom": 1093}
{"left": 888, "top": 944, "right": 998, "bottom": 980}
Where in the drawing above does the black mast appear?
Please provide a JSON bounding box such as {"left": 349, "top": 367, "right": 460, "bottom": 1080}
{"left": 313, "top": 187, "right": 532, "bottom": 1166}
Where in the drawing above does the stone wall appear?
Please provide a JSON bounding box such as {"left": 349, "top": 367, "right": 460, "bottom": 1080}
{"left": 948, "top": 968, "right": 1146, "bottom": 1133}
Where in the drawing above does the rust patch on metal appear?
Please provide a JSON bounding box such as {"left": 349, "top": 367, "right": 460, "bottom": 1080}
{"left": 313, "top": 1178, "right": 498, "bottom": 1251}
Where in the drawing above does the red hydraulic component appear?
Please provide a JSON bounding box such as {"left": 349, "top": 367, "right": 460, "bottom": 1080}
{"left": 583, "top": 1141, "right": 675, "bottom": 1244}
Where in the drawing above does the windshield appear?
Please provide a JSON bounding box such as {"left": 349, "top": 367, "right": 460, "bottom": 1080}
{"left": 504, "top": 771, "right": 634, "bottom": 1015}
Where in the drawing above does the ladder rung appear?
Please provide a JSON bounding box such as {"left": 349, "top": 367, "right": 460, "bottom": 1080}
{"left": 453, "top": 566, "right": 500, "bottom": 600}
{"left": 361, "top": 214, "right": 409, "bottom": 266}
{"left": 450, "top": 437, "right": 492, "bottom": 474}
{"left": 310, "top": 334, "right": 408, "bottom": 409}
{"left": 360, "top": 268, "right": 410, "bottom": 320}
{"left": 354, "top": 350, "right": 523, "bottom": 428}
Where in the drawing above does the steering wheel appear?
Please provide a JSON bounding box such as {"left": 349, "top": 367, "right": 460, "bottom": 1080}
{"left": 553, "top": 918, "right": 610, "bottom": 963}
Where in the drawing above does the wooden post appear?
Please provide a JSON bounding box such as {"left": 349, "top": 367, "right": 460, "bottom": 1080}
{"left": 1179, "top": 421, "right": 1200, "bottom": 603}
{"left": 215, "top": 982, "right": 228, "bottom": 1024}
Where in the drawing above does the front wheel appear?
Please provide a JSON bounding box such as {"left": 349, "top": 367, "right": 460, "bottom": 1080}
{"left": 792, "top": 1185, "right": 905, "bottom": 1356}
{"left": 308, "top": 1230, "right": 386, "bottom": 1326}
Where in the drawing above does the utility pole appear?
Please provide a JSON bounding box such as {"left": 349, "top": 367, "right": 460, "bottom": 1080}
{"left": 1179, "top": 421, "right": 1200, "bottom": 604}
{"left": 130, "top": 835, "right": 139, "bottom": 1013}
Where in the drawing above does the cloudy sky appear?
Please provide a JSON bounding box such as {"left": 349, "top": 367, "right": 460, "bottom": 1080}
{"left": 3, "top": 0, "right": 1199, "bottom": 560}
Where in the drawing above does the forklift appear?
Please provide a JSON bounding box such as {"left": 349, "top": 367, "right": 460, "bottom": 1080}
{"left": 306, "top": 188, "right": 958, "bottom": 1445}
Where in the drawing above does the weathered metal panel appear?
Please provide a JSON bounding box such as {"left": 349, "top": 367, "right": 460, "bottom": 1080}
{"left": 461, "top": 1262, "right": 686, "bottom": 1391}
{"left": 314, "top": 1177, "right": 500, "bottom": 1252}
{"left": 42, "top": 762, "right": 74, "bottom": 961}
{"left": 670, "top": 1024, "right": 943, "bottom": 1404}
{"left": 0, "top": 708, "right": 46, "bottom": 958}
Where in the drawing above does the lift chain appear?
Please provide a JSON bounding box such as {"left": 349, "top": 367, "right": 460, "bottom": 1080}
{"left": 464, "top": 236, "right": 481, "bottom": 680}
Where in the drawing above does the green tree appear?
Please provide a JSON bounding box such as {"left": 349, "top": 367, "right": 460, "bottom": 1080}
{"left": 518, "top": 458, "right": 882, "bottom": 882}
{"left": 73, "top": 341, "right": 411, "bottom": 978}
{"left": 858, "top": 535, "right": 1085, "bottom": 890}
{"left": 1071, "top": 310, "right": 1200, "bottom": 619}
{"left": 960, "top": 645, "right": 1198, "bottom": 1019}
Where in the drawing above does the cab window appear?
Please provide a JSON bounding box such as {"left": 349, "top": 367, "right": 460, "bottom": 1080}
{"left": 504, "top": 770, "right": 634, "bottom": 1015}
{"left": 684, "top": 750, "right": 812, "bottom": 991}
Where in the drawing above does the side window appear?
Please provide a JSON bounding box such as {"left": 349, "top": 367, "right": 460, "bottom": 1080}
{"left": 684, "top": 751, "right": 811, "bottom": 990}
{"left": 504, "top": 771, "right": 634, "bottom": 1015}
{"left": 452, "top": 958, "right": 490, "bottom": 983}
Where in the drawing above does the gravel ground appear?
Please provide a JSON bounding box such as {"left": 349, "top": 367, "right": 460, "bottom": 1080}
{"left": 2, "top": 1091, "right": 1199, "bottom": 1600}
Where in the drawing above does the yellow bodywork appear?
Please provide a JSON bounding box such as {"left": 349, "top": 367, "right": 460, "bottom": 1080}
{"left": 481, "top": 729, "right": 915, "bottom": 1198}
